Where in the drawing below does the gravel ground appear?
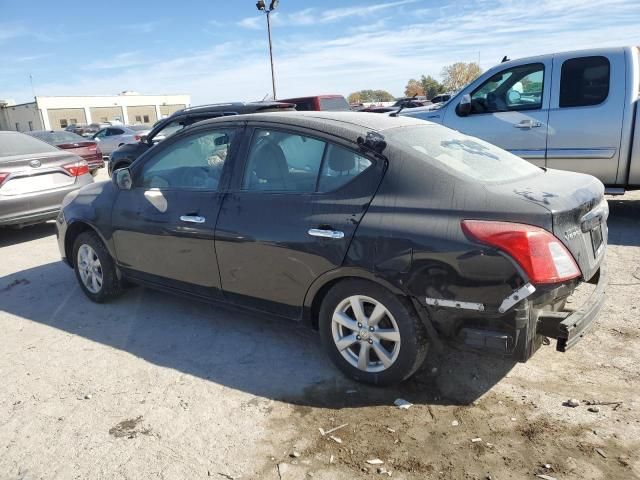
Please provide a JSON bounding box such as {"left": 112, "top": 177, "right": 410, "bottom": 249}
{"left": 1, "top": 171, "right": 639, "bottom": 479}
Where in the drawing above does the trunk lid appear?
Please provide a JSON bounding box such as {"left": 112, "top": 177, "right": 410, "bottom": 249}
{"left": 0, "top": 151, "right": 81, "bottom": 196}
{"left": 487, "top": 168, "right": 607, "bottom": 282}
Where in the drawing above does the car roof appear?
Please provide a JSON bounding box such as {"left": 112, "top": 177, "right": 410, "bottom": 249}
{"left": 198, "top": 111, "right": 427, "bottom": 136}
{"left": 174, "top": 101, "right": 295, "bottom": 116}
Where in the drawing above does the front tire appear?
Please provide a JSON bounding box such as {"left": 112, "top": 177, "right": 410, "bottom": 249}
{"left": 319, "top": 279, "right": 429, "bottom": 386}
{"left": 73, "top": 231, "right": 122, "bottom": 303}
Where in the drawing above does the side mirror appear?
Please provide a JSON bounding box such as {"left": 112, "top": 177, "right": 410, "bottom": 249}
{"left": 456, "top": 94, "right": 472, "bottom": 117}
{"left": 113, "top": 168, "right": 132, "bottom": 190}
{"left": 139, "top": 134, "right": 148, "bottom": 143}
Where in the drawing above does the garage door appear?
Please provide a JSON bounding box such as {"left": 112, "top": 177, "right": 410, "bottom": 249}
{"left": 90, "top": 106, "right": 124, "bottom": 124}
{"left": 128, "top": 105, "right": 157, "bottom": 125}
{"left": 48, "top": 108, "right": 87, "bottom": 129}
{"left": 160, "top": 104, "right": 186, "bottom": 118}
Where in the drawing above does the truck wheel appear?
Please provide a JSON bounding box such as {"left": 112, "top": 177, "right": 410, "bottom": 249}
{"left": 73, "top": 231, "right": 122, "bottom": 303}
{"left": 319, "top": 279, "right": 429, "bottom": 386}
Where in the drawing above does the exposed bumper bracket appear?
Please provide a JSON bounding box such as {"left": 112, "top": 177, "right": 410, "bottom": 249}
{"left": 498, "top": 283, "right": 536, "bottom": 313}
{"left": 536, "top": 266, "right": 607, "bottom": 352}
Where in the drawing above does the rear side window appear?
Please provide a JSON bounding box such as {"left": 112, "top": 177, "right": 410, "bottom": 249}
{"left": 0, "top": 132, "right": 59, "bottom": 158}
{"left": 242, "top": 129, "right": 373, "bottom": 193}
{"left": 388, "top": 125, "right": 542, "bottom": 183}
{"left": 319, "top": 97, "right": 350, "bottom": 111}
{"left": 559, "top": 56, "right": 610, "bottom": 108}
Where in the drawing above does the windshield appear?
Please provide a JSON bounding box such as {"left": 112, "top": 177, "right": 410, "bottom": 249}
{"left": 388, "top": 125, "right": 542, "bottom": 183}
{"left": 128, "top": 125, "right": 150, "bottom": 131}
{"left": 0, "top": 132, "right": 60, "bottom": 158}
{"left": 29, "top": 131, "right": 86, "bottom": 144}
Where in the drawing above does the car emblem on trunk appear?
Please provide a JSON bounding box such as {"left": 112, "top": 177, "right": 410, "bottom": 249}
{"left": 563, "top": 226, "right": 581, "bottom": 241}
{"left": 29, "top": 159, "right": 41, "bottom": 168}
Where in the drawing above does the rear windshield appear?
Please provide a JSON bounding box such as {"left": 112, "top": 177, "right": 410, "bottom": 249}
{"left": 29, "top": 131, "right": 85, "bottom": 144}
{"left": 128, "top": 125, "right": 150, "bottom": 131}
{"left": 319, "top": 97, "right": 350, "bottom": 111}
{"left": 388, "top": 125, "right": 542, "bottom": 182}
{"left": 0, "top": 132, "right": 60, "bottom": 158}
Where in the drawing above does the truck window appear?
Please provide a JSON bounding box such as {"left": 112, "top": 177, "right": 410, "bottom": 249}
{"left": 469, "top": 63, "right": 544, "bottom": 114}
{"left": 559, "top": 56, "right": 610, "bottom": 108}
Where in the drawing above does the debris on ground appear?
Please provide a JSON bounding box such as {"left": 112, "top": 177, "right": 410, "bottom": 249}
{"left": 565, "top": 398, "right": 580, "bottom": 407}
{"left": 588, "top": 406, "right": 600, "bottom": 413}
{"left": 585, "top": 400, "right": 623, "bottom": 410}
{"left": 108, "top": 416, "right": 152, "bottom": 439}
{"left": 2, "top": 278, "right": 30, "bottom": 292}
{"left": 386, "top": 427, "right": 395, "bottom": 433}
{"left": 393, "top": 398, "right": 413, "bottom": 409}
{"left": 536, "top": 475, "right": 557, "bottom": 480}
{"left": 366, "top": 459, "right": 384, "bottom": 465}
{"left": 596, "top": 448, "right": 607, "bottom": 458}
{"left": 84, "top": 394, "right": 92, "bottom": 400}
{"left": 319, "top": 423, "right": 348, "bottom": 436}
{"left": 451, "top": 420, "right": 459, "bottom": 426}
{"left": 471, "top": 438, "right": 482, "bottom": 443}
{"left": 329, "top": 435, "right": 342, "bottom": 444}
{"left": 290, "top": 451, "right": 300, "bottom": 458}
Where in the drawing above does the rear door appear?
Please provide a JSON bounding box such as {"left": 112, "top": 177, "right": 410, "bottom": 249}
{"left": 215, "top": 125, "right": 385, "bottom": 318}
{"left": 443, "top": 61, "right": 551, "bottom": 167}
{"left": 111, "top": 125, "right": 240, "bottom": 298}
{"left": 546, "top": 51, "right": 623, "bottom": 184}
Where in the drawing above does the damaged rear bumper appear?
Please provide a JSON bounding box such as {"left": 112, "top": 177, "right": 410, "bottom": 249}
{"left": 536, "top": 264, "right": 607, "bottom": 352}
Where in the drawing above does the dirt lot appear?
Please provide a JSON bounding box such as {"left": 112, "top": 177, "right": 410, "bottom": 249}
{"left": 1, "top": 173, "right": 639, "bottom": 479}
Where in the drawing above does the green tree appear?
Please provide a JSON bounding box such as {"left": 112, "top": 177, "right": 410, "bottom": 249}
{"left": 420, "top": 75, "right": 444, "bottom": 99}
{"left": 440, "top": 62, "right": 482, "bottom": 92}
{"left": 348, "top": 89, "right": 395, "bottom": 103}
{"left": 404, "top": 79, "right": 425, "bottom": 97}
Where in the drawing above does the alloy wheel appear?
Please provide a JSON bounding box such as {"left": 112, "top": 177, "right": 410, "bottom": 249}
{"left": 331, "top": 295, "right": 401, "bottom": 373}
{"left": 77, "top": 244, "right": 103, "bottom": 294}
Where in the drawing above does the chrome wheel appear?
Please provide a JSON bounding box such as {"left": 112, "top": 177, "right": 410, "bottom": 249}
{"left": 331, "top": 295, "right": 401, "bottom": 373}
{"left": 77, "top": 244, "right": 103, "bottom": 294}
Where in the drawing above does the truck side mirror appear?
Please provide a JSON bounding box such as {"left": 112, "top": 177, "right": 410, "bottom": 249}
{"left": 113, "top": 168, "right": 132, "bottom": 190}
{"left": 456, "top": 94, "right": 472, "bottom": 117}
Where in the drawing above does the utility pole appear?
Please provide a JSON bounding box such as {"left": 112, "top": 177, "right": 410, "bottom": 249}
{"left": 256, "top": 0, "right": 279, "bottom": 100}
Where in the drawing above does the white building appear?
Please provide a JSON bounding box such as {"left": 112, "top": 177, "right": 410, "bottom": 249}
{"left": 0, "top": 92, "right": 191, "bottom": 132}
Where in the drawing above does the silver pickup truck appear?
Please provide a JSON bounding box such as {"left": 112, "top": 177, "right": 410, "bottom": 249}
{"left": 403, "top": 46, "right": 640, "bottom": 194}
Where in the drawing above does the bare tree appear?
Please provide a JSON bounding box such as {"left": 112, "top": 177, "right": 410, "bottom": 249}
{"left": 404, "top": 79, "right": 425, "bottom": 97}
{"left": 441, "top": 62, "right": 482, "bottom": 92}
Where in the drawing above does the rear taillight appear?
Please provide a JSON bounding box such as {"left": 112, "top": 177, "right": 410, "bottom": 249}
{"left": 62, "top": 160, "right": 90, "bottom": 177}
{"left": 134, "top": 135, "right": 141, "bottom": 141}
{"left": 0, "top": 172, "right": 9, "bottom": 186}
{"left": 461, "top": 220, "right": 581, "bottom": 284}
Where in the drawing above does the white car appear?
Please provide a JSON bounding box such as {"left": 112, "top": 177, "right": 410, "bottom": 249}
{"left": 92, "top": 125, "right": 150, "bottom": 156}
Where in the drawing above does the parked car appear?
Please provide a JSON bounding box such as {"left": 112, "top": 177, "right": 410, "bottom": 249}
{"left": 26, "top": 130, "right": 104, "bottom": 175}
{"left": 107, "top": 101, "right": 295, "bottom": 174}
{"left": 64, "top": 123, "right": 89, "bottom": 136}
{"left": 428, "top": 94, "right": 451, "bottom": 104}
{"left": 392, "top": 97, "right": 430, "bottom": 108}
{"left": 57, "top": 112, "right": 607, "bottom": 385}
{"left": 279, "top": 95, "right": 350, "bottom": 111}
{"left": 81, "top": 123, "right": 112, "bottom": 138}
{"left": 403, "top": 46, "right": 640, "bottom": 194}
{"left": 0, "top": 131, "right": 93, "bottom": 227}
{"left": 92, "top": 125, "right": 150, "bottom": 156}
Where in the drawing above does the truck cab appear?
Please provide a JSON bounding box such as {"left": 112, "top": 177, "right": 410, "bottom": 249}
{"left": 403, "top": 46, "right": 640, "bottom": 192}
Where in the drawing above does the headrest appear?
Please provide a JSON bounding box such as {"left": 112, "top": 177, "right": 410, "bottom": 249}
{"left": 328, "top": 148, "right": 356, "bottom": 173}
{"left": 253, "top": 141, "right": 288, "bottom": 180}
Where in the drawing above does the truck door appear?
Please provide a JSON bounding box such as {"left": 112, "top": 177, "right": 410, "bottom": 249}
{"left": 442, "top": 60, "right": 550, "bottom": 167}
{"left": 546, "top": 51, "right": 624, "bottom": 184}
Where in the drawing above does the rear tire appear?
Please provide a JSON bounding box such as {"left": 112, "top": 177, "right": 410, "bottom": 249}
{"left": 319, "top": 279, "right": 429, "bottom": 386}
{"left": 73, "top": 231, "right": 122, "bottom": 303}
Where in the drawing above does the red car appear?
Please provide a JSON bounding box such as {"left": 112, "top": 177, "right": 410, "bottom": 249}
{"left": 26, "top": 130, "right": 104, "bottom": 175}
{"left": 278, "top": 94, "right": 350, "bottom": 111}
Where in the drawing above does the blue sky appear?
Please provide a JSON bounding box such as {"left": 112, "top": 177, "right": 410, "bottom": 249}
{"left": 1, "top": 0, "right": 639, "bottom": 104}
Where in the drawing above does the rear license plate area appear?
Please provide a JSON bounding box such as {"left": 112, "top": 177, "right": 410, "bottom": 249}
{"left": 590, "top": 224, "right": 603, "bottom": 256}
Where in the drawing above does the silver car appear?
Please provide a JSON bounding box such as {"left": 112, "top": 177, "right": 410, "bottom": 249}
{"left": 92, "top": 125, "right": 150, "bottom": 156}
{"left": 0, "top": 131, "right": 93, "bottom": 227}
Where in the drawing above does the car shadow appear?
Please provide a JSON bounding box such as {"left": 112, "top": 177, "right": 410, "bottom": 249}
{"left": 1, "top": 261, "right": 517, "bottom": 409}
{"left": 0, "top": 221, "right": 57, "bottom": 247}
{"left": 606, "top": 196, "right": 640, "bottom": 247}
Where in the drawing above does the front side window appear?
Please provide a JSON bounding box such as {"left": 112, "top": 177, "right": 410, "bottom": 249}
{"left": 470, "top": 63, "right": 544, "bottom": 114}
{"left": 94, "top": 129, "right": 107, "bottom": 139}
{"left": 140, "top": 129, "right": 235, "bottom": 190}
{"left": 559, "top": 56, "right": 610, "bottom": 108}
{"left": 242, "top": 129, "right": 374, "bottom": 193}
{"left": 109, "top": 128, "right": 125, "bottom": 136}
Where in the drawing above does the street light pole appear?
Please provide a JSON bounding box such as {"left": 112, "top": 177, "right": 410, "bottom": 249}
{"left": 266, "top": 10, "right": 276, "bottom": 100}
{"left": 256, "top": 0, "right": 279, "bottom": 100}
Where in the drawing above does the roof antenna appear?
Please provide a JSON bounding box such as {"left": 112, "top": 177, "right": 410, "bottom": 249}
{"left": 390, "top": 94, "right": 416, "bottom": 117}
{"left": 501, "top": 55, "right": 510, "bottom": 63}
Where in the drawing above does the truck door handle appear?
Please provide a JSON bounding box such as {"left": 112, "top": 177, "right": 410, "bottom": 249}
{"left": 513, "top": 120, "right": 542, "bottom": 129}
{"left": 308, "top": 228, "right": 345, "bottom": 239}
{"left": 180, "top": 215, "right": 206, "bottom": 224}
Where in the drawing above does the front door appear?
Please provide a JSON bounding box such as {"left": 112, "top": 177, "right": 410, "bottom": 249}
{"left": 443, "top": 61, "right": 550, "bottom": 167}
{"left": 111, "top": 126, "right": 239, "bottom": 298}
{"left": 215, "top": 126, "right": 385, "bottom": 318}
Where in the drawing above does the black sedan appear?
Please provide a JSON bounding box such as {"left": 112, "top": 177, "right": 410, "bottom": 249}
{"left": 56, "top": 112, "right": 608, "bottom": 385}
